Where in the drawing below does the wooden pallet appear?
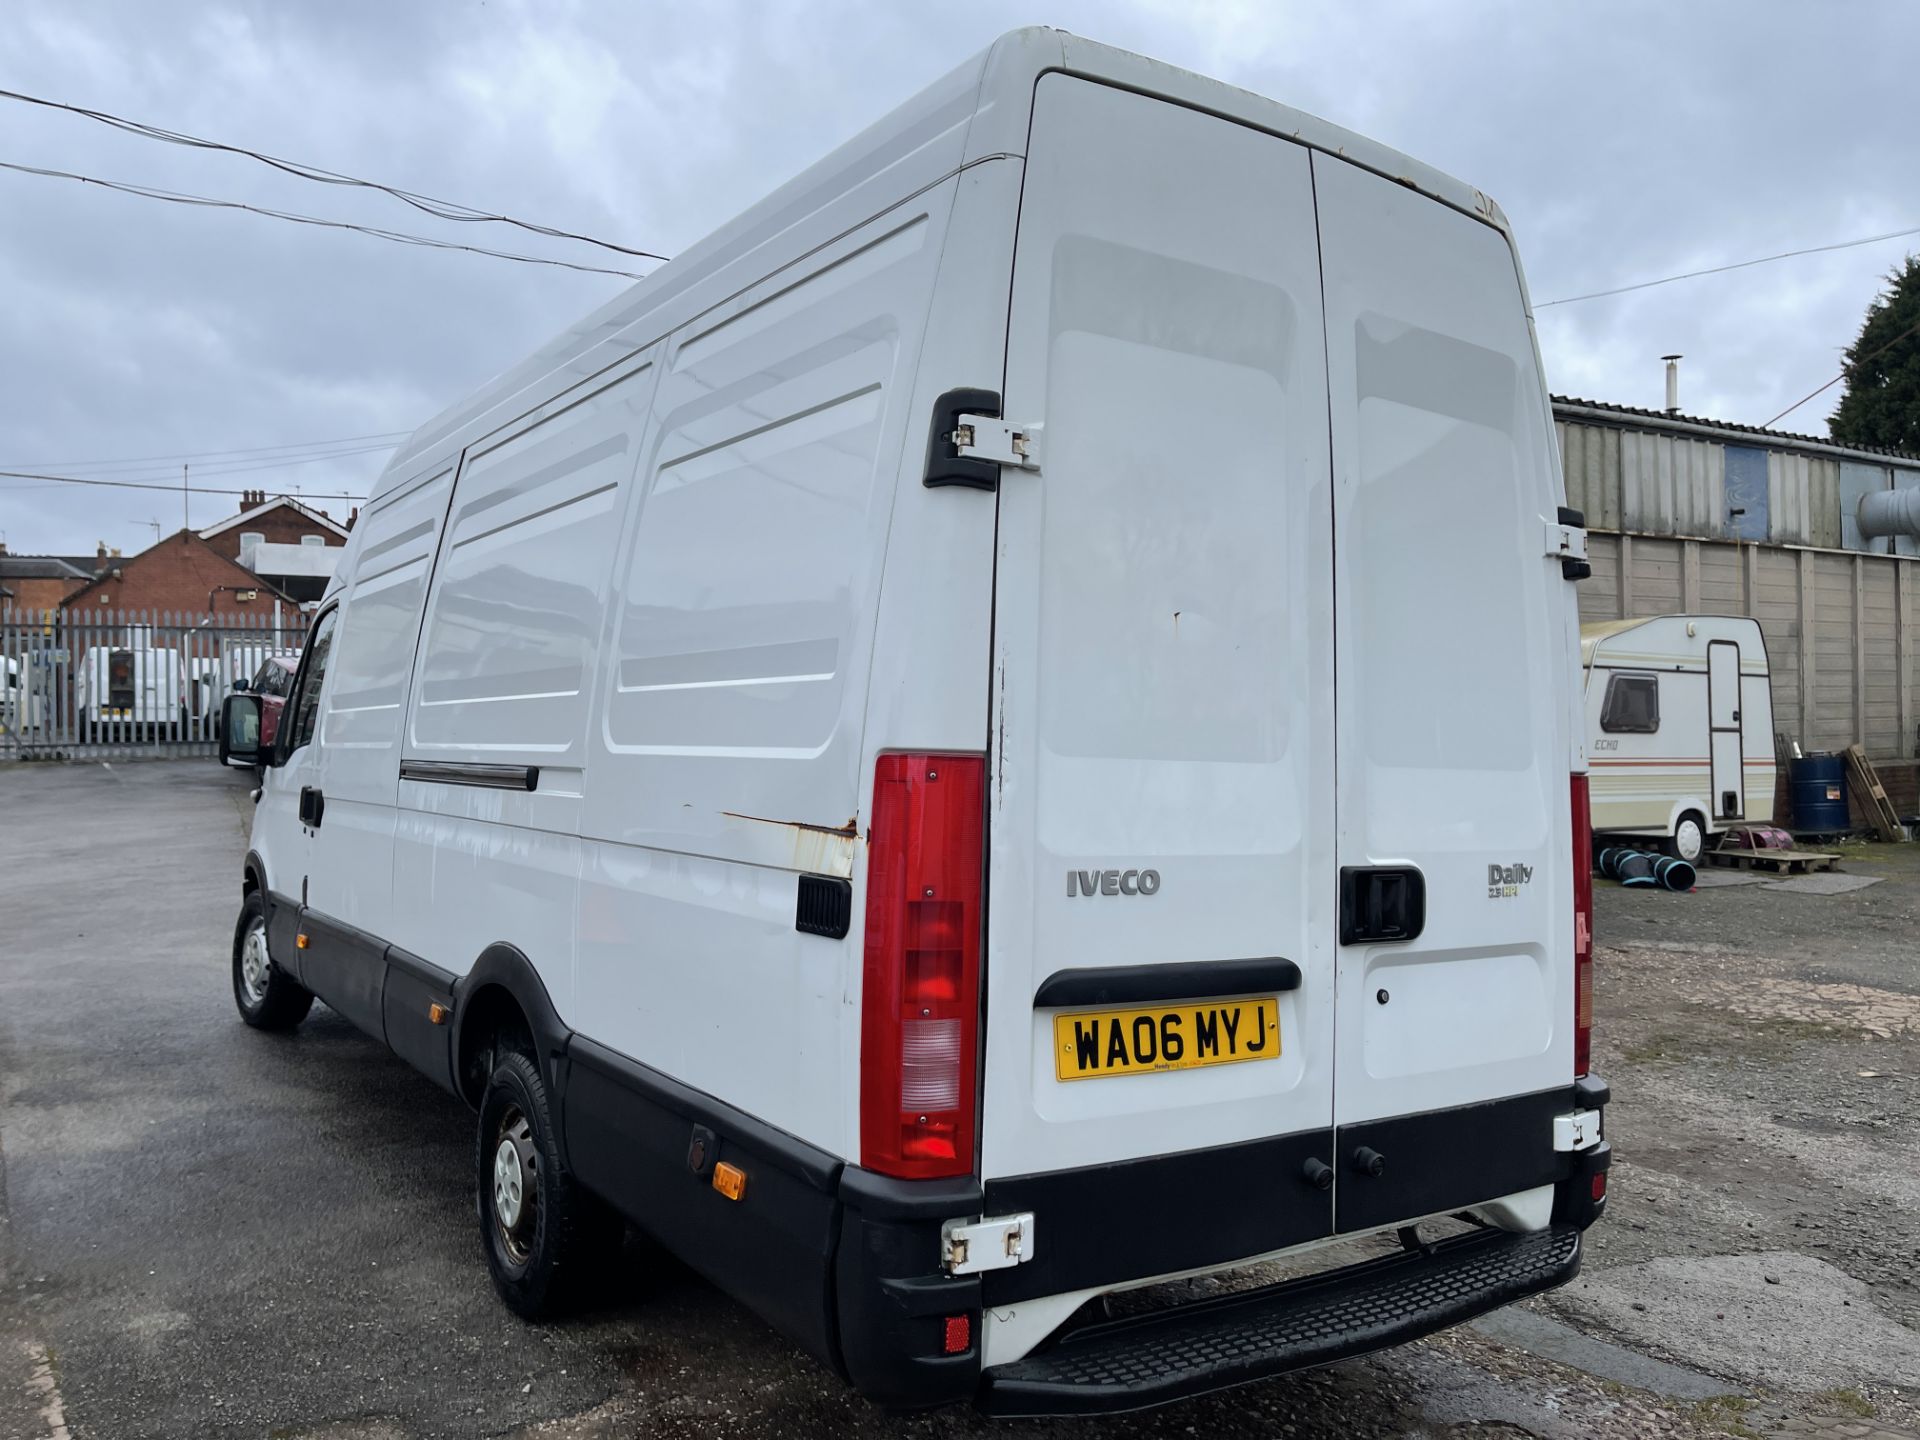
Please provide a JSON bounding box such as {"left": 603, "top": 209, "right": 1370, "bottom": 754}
{"left": 1706, "top": 845, "right": 1840, "bottom": 874}
{"left": 1844, "top": 744, "right": 1905, "bottom": 842}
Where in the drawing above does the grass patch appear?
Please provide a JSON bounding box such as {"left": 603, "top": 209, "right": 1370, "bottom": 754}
{"left": 1688, "top": 1395, "right": 1760, "bottom": 1438}
{"left": 1621, "top": 1030, "right": 1695, "bottom": 1064}
{"left": 1813, "top": 1387, "right": 1877, "bottom": 1418}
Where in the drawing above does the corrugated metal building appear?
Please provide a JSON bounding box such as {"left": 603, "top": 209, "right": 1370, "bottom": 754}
{"left": 1554, "top": 397, "right": 1920, "bottom": 772}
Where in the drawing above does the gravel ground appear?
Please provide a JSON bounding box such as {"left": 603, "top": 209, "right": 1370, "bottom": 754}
{"left": 2, "top": 761, "right": 1918, "bottom": 1438}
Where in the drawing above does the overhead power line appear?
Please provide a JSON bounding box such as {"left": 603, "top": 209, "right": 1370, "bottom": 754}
{"left": 0, "top": 467, "right": 368, "bottom": 500}
{"left": 0, "top": 159, "right": 647, "bottom": 280}
{"left": 1763, "top": 313, "right": 1920, "bottom": 428}
{"left": 0, "top": 86, "right": 668, "bottom": 263}
{"left": 1537, "top": 224, "right": 1920, "bottom": 308}
{"left": 11, "top": 428, "right": 408, "bottom": 472}
{"left": 0, "top": 441, "right": 400, "bottom": 486}
{"left": 0, "top": 443, "right": 396, "bottom": 488}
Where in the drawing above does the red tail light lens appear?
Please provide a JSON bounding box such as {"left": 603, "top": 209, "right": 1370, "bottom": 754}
{"left": 1571, "top": 772, "right": 1594, "bottom": 1077}
{"left": 860, "top": 753, "right": 985, "bottom": 1179}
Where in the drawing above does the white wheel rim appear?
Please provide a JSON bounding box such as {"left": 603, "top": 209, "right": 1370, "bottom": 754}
{"left": 1676, "top": 819, "right": 1703, "bottom": 861}
{"left": 240, "top": 919, "right": 272, "bottom": 1006}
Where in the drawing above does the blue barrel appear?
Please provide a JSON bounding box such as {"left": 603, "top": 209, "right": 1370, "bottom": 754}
{"left": 1790, "top": 753, "right": 1850, "bottom": 832}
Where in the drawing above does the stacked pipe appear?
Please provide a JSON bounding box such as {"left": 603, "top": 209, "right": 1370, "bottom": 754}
{"left": 1596, "top": 846, "right": 1695, "bottom": 892}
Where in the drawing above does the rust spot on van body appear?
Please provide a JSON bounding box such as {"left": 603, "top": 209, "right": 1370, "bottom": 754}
{"left": 721, "top": 810, "right": 861, "bottom": 878}
{"left": 721, "top": 811, "right": 858, "bottom": 838}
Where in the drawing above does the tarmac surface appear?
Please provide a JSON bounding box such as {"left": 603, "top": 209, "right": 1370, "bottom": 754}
{"left": 2, "top": 759, "right": 1918, "bottom": 1438}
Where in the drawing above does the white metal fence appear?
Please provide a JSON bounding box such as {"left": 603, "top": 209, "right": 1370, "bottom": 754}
{"left": 1, "top": 607, "right": 306, "bottom": 760}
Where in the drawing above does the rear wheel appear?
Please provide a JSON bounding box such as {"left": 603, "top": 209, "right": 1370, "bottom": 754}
{"left": 1668, "top": 811, "right": 1707, "bottom": 863}
{"left": 477, "top": 1047, "right": 619, "bottom": 1317}
{"left": 231, "top": 892, "right": 313, "bottom": 1030}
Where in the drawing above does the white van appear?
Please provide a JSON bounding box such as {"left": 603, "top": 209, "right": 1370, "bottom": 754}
{"left": 75, "top": 638, "right": 186, "bottom": 730}
{"left": 1582, "top": 616, "right": 1777, "bottom": 861}
{"left": 219, "top": 29, "right": 1608, "bottom": 1415}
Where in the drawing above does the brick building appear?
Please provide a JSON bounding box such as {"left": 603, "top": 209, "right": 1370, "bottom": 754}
{"left": 198, "top": 491, "right": 352, "bottom": 561}
{"left": 0, "top": 546, "right": 97, "bottom": 610}
{"left": 59, "top": 529, "right": 293, "bottom": 617}
{"left": 199, "top": 492, "right": 353, "bottom": 603}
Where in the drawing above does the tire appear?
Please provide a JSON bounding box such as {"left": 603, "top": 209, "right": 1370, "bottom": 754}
{"left": 476, "top": 1047, "right": 619, "bottom": 1317}
{"left": 1668, "top": 811, "right": 1707, "bottom": 864}
{"left": 231, "top": 892, "right": 313, "bottom": 1030}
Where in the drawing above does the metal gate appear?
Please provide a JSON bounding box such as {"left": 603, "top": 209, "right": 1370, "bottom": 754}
{"left": 1, "top": 607, "right": 307, "bottom": 760}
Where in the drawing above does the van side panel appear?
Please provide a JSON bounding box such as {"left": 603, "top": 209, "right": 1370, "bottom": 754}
{"left": 575, "top": 180, "right": 962, "bottom": 1157}
{"left": 386, "top": 359, "right": 659, "bottom": 1015}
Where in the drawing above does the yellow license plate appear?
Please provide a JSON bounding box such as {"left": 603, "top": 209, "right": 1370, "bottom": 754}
{"left": 1054, "top": 997, "right": 1280, "bottom": 1081}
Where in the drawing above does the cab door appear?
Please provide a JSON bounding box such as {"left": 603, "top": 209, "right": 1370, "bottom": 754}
{"left": 980, "top": 76, "right": 1337, "bottom": 1227}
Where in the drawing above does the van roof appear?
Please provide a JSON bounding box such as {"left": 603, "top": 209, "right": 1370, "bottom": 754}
{"left": 377, "top": 27, "right": 1512, "bottom": 495}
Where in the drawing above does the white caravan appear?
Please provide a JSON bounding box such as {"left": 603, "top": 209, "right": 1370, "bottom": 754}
{"left": 219, "top": 30, "right": 1608, "bottom": 1416}
{"left": 1582, "top": 616, "right": 1777, "bottom": 861}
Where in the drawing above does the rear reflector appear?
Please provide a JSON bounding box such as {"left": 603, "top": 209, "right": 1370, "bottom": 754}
{"left": 860, "top": 754, "right": 985, "bottom": 1180}
{"left": 943, "top": 1313, "right": 973, "bottom": 1355}
{"left": 1591, "top": 1172, "right": 1608, "bottom": 1202}
{"left": 1571, "top": 773, "right": 1595, "bottom": 1077}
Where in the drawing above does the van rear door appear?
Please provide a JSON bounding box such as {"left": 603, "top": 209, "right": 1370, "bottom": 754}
{"left": 1313, "top": 154, "right": 1576, "bottom": 1234}
{"left": 981, "top": 74, "right": 1337, "bottom": 1234}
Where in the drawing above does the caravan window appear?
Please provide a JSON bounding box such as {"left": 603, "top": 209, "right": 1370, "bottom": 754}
{"left": 1600, "top": 672, "right": 1660, "bottom": 733}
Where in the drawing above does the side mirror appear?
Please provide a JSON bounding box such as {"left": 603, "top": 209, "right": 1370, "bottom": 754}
{"left": 219, "top": 693, "right": 267, "bottom": 768}
{"left": 232, "top": 677, "right": 251, "bottom": 692}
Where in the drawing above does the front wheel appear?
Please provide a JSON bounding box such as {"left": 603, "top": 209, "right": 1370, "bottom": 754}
{"left": 1668, "top": 811, "right": 1707, "bottom": 864}
{"left": 477, "top": 1048, "right": 619, "bottom": 1317}
{"left": 231, "top": 892, "right": 313, "bottom": 1030}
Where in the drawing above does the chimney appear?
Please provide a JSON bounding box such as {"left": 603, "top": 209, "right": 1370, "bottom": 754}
{"left": 347, "top": 506, "right": 359, "bottom": 532}
{"left": 97, "top": 539, "right": 108, "bottom": 561}
{"left": 1662, "top": 354, "right": 1683, "bottom": 415}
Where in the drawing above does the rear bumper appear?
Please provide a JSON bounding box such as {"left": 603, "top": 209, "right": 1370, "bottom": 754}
{"left": 978, "top": 1221, "right": 1584, "bottom": 1417}
{"left": 836, "top": 1081, "right": 1611, "bottom": 1412}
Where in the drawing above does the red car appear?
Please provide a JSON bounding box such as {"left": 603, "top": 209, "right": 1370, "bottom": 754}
{"left": 247, "top": 655, "right": 300, "bottom": 747}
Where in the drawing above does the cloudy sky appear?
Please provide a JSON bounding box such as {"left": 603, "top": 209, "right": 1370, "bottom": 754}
{"left": 2, "top": 0, "right": 1916, "bottom": 558}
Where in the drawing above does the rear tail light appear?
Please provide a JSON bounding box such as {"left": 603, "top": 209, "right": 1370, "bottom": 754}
{"left": 860, "top": 753, "right": 985, "bottom": 1179}
{"left": 1571, "top": 772, "right": 1594, "bottom": 1077}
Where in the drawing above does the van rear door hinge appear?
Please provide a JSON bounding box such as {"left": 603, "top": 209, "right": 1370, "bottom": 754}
{"left": 953, "top": 415, "right": 1042, "bottom": 471}
{"left": 1549, "top": 506, "right": 1591, "bottom": 580}
{"left": 941, "top": 1212, "right": 1035, "bottom": 1275}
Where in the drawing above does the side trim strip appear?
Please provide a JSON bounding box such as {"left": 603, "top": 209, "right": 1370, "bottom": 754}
{"left": 399, "top": 759, "right": 539, "bottom": 791}
{"left": 1034, "top": 957, "right": 1301, "bottom": 1009}
{"left": 385, "top": 944, "right": 455, "bottom": 995}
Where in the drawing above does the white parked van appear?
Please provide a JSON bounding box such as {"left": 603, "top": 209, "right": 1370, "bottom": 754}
{"left": 74, "top": 638, "right": 186, "bottom": 730}
{"left": 219, "top": 29, "right": 1608, "bottom": 1415}
{"left": 1582, "top": 616, "right": 1777, "bottom": 861}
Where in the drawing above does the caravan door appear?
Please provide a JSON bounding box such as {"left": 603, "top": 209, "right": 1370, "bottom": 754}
{"left": 1708, "top": 639, "right": 1743, "bottom": 819}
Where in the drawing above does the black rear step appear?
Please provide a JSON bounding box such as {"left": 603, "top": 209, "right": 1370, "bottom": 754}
{"left": 978, "top": 1222, "right": 1582, "bottom": 1417}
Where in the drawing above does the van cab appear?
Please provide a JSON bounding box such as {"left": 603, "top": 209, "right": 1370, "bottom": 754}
{"left": 219, "top": 29, "right": 1608, "bottom": 1415}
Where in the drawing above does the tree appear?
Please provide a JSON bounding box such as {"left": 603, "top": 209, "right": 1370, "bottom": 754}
{"left": 1830, "top": 255, "right": 1920, "bottom": 452}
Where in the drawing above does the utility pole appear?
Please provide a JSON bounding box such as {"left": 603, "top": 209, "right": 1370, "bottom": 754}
{"left": 182, "top": 462, "right": 190, "bottom": 534}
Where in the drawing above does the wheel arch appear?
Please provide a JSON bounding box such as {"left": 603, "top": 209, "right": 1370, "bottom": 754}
{"left": 450, "top": 943, "right": 573, "bottom": 1111}
{"left": 243, "top": 849, "right": 268, "bottom": 898}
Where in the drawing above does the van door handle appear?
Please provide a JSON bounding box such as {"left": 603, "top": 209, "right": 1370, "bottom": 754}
{"left": 1339, "top": 866, "right": 1425, "bottom": 945}
{"left": 300, "top": 786, "right": 324, "bottom": 828}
